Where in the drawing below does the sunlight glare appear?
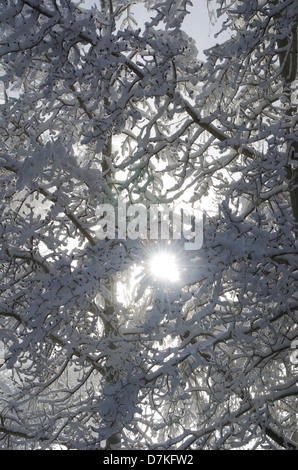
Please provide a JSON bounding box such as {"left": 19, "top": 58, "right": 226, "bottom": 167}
{"left": 149, "top": 252, "right": 180, "bottom": 283}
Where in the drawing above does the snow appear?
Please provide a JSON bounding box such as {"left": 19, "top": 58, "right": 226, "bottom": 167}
{"left": 0, "top": 0, "right": 297, "bottom": 451}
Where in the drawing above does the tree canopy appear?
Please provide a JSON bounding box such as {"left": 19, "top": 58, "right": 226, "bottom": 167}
{"left": 0, "top": 0, "right": 297, "bottom": 450}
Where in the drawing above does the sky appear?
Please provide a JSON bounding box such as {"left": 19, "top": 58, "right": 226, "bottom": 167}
{"left": 133, "top": 0, "right": 224, "bottom": 60}
{"left": 82, "top": 0, "right": 226, "bottom": 61}
{"left": 183, "top": 1, "right": 222, "bottom": 56}
{"left": 0, "top": 1, "right": 226, "bottom": 101}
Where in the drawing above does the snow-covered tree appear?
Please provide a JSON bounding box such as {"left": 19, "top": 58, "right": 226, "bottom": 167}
{"left": 0, "top": 0, "right": 297, "bottom": 450}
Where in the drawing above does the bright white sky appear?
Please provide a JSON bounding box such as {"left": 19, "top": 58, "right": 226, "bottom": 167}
{"left": 132, "top": 0, "right": 224, "bottom": 60}
{"left": 82, "top": 0, "right": 226, "bottom": 61}
{"left": 0, "top": 1, "right": 223, "bottom": 103}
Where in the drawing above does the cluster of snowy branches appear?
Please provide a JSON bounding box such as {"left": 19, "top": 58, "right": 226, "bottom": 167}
{"left": 0, "top": 0, "right": 297, "bottom": 449}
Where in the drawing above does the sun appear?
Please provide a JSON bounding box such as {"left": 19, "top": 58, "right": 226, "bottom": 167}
{"left": 148, "top": 251, "right": 180, "bottom": 283}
